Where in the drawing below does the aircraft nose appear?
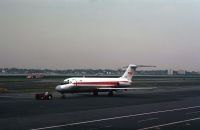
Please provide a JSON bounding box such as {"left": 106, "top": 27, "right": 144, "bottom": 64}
{"left": 55, "top": 85, "right": 61, "bottom": 91}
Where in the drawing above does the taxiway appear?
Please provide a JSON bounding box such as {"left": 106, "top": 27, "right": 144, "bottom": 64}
{"left": 1, "top": 85, "right": 200, "bottom": 130}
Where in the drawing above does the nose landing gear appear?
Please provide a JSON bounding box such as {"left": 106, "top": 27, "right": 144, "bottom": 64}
{"left": 61, "top": 93, "right": 66, "bottom": 99}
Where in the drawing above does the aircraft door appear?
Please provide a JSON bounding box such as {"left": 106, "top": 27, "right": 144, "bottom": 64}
{"left": 72, "top": 79, "right": 77, "bottom": 86}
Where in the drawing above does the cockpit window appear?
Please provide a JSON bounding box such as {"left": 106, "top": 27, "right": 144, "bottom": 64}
{"left": 60, "top": 80, "right": 69, "bottom": 85}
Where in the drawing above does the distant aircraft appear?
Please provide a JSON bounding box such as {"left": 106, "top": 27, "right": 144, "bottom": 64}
{"left": 55, "top": 64, "right": 155, "bottom": 97}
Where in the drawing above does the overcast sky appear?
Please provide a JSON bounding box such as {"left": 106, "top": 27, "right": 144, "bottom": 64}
{"left": 0, "top": 0, "right": 200, "bottom": 70}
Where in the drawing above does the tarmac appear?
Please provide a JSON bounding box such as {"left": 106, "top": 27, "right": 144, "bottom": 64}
{"left": 1, "top": 84, "right": 200, "bottom": 130}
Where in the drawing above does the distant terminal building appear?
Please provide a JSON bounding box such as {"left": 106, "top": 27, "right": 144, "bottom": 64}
{"left": 173, "top": 70, "right": 186, "bottom": 75}
{"left": 26, "top": 73, "right": 44, "bottom": 79}
{"left": 2, "top": 69, "right": 6, "bottom": 73}
{"left": 136, "top": 70, "right": 168, "bottom": 75}
{"left": 168, "top": 69, "right": 173, "bottom": 75}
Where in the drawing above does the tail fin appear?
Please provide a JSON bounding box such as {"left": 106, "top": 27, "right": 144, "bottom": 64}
{"left": 121, "top": 64, "right": 137, "bottom": 81}
{"left": 121, "top": 64, "right": 156, "bottom": 81}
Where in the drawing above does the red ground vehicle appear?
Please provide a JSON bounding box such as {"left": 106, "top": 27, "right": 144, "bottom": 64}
{"left": 35, "top": 92, "right": 53, "bottom": 100}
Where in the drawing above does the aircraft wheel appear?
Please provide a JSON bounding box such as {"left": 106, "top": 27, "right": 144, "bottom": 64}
{"left": 93, "top": 91, "right": 98, "bottom": 96}
{"left": 48, "top": 95, "right": 52, "bottom": 100}
{"left": 61, "top": 94, "right": 66, "bottom": 99}
{"left": 41, "top": 96, "right": 44, "bottom": 100}
{"left": 108, "top": 91, "right": 114, "bottom": 97}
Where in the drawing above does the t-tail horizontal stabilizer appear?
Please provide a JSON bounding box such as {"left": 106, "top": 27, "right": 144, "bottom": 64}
{"left": 121, "top": 64, "right": 156, "bottom": 82}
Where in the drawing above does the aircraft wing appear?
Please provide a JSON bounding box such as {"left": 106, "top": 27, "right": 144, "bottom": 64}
{"left": 98, "top": 87, "right": 156, "bottom": 90}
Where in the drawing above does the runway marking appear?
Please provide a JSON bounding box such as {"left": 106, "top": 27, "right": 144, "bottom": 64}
{"left": 30, "top": 105, "right": 200, "bottom": 130}
{"left": 138, "top": 118, "right": 158, "bottom": 123}
{"left": 185, "top": 110, "right": 200, "bottom": 115}
{"left": 104, "top": 125, "right": 112, "bottom": 127}
{"left": 138, "top": 117, "right": 200, "bottom": 130}
{"left": 86, "top": 125, "right": 112, "bottom": 130}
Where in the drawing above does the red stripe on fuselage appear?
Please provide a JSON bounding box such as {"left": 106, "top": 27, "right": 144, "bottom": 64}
{"left": 74, "top": 81, "right": 128, "bottom": 87}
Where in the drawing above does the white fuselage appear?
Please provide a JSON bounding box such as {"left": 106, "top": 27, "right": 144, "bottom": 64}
{"left": 56, "top": 77, "right": 131, "bottom": 93}
{"left": 55, "top": 64, "right": 155, "bottom": 96}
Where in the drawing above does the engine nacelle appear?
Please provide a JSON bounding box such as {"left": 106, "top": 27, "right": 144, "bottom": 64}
{"left": 117, "top": 81, "right": 131, "bottom": 87}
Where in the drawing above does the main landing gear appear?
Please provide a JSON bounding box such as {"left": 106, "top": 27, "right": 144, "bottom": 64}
{"left": 93, "top": 91, "right": 99, "bottom": 96}
{"left": 108, "top": 91, "right": 114, "bottom": 97}
{"left": 93, "top": 91, "right": 114, "bottom": 96}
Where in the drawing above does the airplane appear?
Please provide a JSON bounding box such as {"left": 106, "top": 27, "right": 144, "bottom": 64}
{"left": 55, "top": 64, "right": 155, "bottom": 97}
